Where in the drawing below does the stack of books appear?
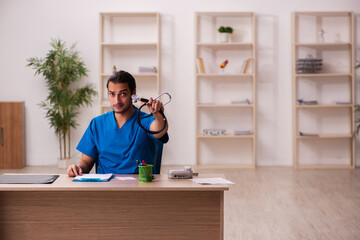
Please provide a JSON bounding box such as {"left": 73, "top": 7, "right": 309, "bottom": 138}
{"left": 138, "top": 66, "right": 157, "bottom": 73}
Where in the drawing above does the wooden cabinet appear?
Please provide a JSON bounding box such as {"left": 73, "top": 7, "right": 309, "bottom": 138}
{"left": 0, "top": 102, "right": 25, "bottom": 168}
{"left": 195, "top": 12, "right": 256, "bottom": 167}
{"left": 291, "top": 12, "right": 354, "bottom": 168}
{"left": 99, "top": 12, "right": 161, "bottom": 114}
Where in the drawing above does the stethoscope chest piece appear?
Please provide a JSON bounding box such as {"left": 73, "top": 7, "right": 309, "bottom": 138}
{"left": 132, "top": 92, "right": 171, "bottom": 134}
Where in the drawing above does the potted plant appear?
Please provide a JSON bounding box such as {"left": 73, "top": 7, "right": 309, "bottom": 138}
{"left": 218, "top": 26, "right": 234, "bottom": 43}
{"left": 27, "top": 39, "right": 97, "bottom": 168}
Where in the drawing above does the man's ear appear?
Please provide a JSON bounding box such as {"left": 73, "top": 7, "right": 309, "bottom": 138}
{"left": 133, "top": 89, "right": 136, "bottom": 95}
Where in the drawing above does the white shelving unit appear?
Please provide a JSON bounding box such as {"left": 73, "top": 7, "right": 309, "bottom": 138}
{"left": 195, "top": 12, "right": 256, "bottom": 167}
{"left": 291, "top": 12, "right": 355, "bottom": 168}
{"left": 99, "top": 12, "right": 161, "bottom": 114}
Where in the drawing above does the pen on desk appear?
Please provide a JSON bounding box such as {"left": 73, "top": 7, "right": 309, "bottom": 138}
{"left": 141, "top": 160, "right": 151, "bottom": 180}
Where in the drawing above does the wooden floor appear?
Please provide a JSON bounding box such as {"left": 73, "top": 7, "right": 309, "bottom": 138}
{"left": 1, "top": 166, "right": 360, "bottom": 240}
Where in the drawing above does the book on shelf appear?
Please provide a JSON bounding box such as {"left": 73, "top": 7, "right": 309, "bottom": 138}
{"left": 231, "top": 99, "right": 251, "bottom": 105}
{"left": 197, "top": 102, "right": 215, "bottom": 105}
{"left": 299, "top": 131, "right": 319, "bottom": 137}
{"left": 196, "top": 57, "right": 206, "bottom": 74}
{"left": 297, "top": 99, "right": 318, "bottom": 105}
{"left": 234, "top": 130, "right": 251, "bottom": 136}
{"left": 333, "top": 101, "right": 351, "bottom": 105}
{"left": 138, "top": 66, "right": 157, "bottom": 73}
{"left": 240, "top": 59, "right": 247, "bottom": 73}
{"left": 242, "top": 58, "right": 253, "bottom": 74}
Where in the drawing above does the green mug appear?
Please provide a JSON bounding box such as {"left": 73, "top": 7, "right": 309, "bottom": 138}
{"left": 138, "top": 164, "right": 153, "bottom": 183}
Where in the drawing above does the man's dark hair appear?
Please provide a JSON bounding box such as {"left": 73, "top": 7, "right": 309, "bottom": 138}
{"left": 106, "top": 70, "right": 136, "bottom": 94}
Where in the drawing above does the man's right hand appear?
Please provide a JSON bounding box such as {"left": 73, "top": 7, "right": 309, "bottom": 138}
{"left": 66, "top": 164, "right": 83, "bottom": 177}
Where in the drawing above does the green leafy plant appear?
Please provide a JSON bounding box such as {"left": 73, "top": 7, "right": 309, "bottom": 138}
{"left": 27, "top": 39, "right": 97, "bottom": 160}
{"left": 218, "top": 26, "right": 233, "bottom": 34}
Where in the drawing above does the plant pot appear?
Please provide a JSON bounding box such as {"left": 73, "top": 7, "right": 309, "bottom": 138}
{"left": 219, "top": 33, "right": 230, "bottom": 43}
{"left": 58, "top": 158, "right": 72, "bottom": 169}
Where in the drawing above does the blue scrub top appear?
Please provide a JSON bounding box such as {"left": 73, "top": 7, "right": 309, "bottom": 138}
{"left": 76, "top": 106, "right": 168, "bottom": 174}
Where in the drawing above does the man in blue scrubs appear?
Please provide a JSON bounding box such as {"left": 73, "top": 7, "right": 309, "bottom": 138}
{"left": 66, "top": 70, "right": 169, "bottom": 176}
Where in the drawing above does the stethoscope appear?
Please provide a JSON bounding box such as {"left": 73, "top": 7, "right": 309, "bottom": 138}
{"left": 131, "top": 92, "right": 171, "bottom": 134}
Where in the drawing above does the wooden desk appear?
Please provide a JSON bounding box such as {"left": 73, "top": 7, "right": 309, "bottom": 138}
{"left": 0, "top": 174, "right": 229, "bottom": 240}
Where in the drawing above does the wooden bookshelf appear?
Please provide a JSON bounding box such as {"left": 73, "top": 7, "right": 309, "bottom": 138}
{"left": 99, "top": 12, "right": 161, "bottom": 114}
{"left": 195, "top": 12, "right": 256, "bottom": 167}
{"left": 292, "top": 11, "right": 354, "bottom": 168}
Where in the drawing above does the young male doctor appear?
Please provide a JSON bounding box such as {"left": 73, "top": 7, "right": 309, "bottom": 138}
{"left": 66, "top": 70, "right": 169, "bottom": 177}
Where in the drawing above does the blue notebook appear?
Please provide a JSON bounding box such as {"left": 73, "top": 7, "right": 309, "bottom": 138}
{"left": 72, "top": 174, "right": 113, "bottom": 182}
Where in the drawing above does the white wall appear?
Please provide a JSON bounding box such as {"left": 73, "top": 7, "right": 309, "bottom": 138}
{"left": 0, "top": 0, "right": 359, "bottom": 166}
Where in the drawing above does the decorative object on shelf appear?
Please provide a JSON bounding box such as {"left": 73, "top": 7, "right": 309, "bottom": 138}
{"left": 27, "top": 39, "right": 97, "bottom": 168}
{"left": 297, "top": 99, "right": 318, "bottom": 105}
{"left": 138, "top": 66, "right": 157, "bottom": 73}
{"left": 296, "top": 54, "right": 322, "bottom": 73}
{"left": 112, "top": 65, "right": 117, "bottom": 74}
{"left": 220, "top": 59, "right": 228, "bottom": 73}
{"left": 203, "top": 129, "right": 226, "bottom": 136}
{"left": 196, "top": 57, "right": 206, "bottom": 74}
{"left": 218, "top": 26, "right": 233, "bottom": 43}
{"left": 318, "top": 29, "right": 325, "bottom": 42}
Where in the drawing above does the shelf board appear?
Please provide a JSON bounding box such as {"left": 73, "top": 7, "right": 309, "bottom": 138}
{"left": 295, "top": 42, "right": 351, "bottom": 47}
{"left": 295, "top": 73, "right": 352, "bottom": 78}
{"left": 196, "top": 12, "right": 253, "bottom": 17}
{"left": 196, "top": 73, "right": 253, "bottom": 78}
{"left": 296, "top": 134, "right": 352, "bottom": 139}
{"left": 197, "top": 104, "right": 253, "bottom": 108}
{"left": 101, "top": 73, "right": 157, "bottom": 78}
{"left": 100, "top": 12, "right": 159, "bottom": 17}
{"left": 296, "top": 104, "right": 352, "bottom": 108}
{"left": 197, "top": 42, "right": 253, "bottom": 48}
{"left": 197, "top": 134, "right": 254, "bottom": 139}
{"left": 101, "top": 42, "right": 158, "bottom": 47}
{"left": 295, "top": 164, "right": 353, "bottom": 169}
{"left": 293, "top": 11, "right": 352, "bottom": 17}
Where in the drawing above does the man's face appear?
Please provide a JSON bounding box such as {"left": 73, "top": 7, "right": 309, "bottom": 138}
{"left": 108, "top": 82, "right": 134, "bottom": 114}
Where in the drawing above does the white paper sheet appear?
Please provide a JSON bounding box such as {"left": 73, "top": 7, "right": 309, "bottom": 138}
{"left": 116, "top": 177, "right": 136, "bottom": 181}
{"left": 190, "top": 178, "right": 234, "bottom": 185}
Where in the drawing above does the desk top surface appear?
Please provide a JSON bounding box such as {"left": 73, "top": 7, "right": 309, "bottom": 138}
{"left": 0, "top": 174, "right": 229, "bottom": 192}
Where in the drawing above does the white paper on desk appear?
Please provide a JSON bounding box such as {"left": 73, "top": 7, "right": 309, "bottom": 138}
{"left": 116, "top": 177, "right": 136, "bottom": 181}
{"left": 73, "top": 174, "right": 113, "bottom": 181}
{"left": 191, "top": 178, "right": 234, "bottom": 185}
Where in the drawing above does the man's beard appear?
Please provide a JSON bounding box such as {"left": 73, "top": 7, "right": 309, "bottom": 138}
{"left": 113, "top": 103, "right": 132, "bottom": 114}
